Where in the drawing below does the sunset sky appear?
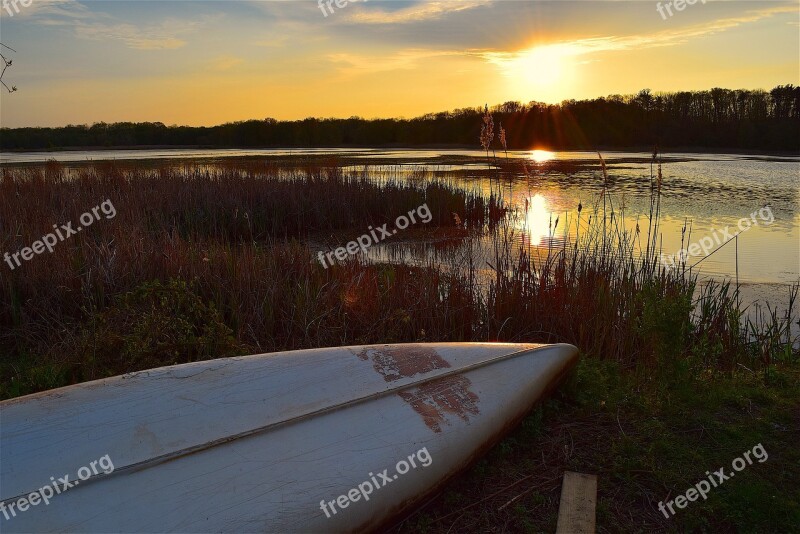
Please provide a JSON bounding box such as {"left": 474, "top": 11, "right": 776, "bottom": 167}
{"left": 0, "top": 0, "right": 798, "bottom": 128}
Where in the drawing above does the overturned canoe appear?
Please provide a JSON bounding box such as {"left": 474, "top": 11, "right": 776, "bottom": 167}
{"left": 0, "top": 342, "right": 578, "bottom": 533}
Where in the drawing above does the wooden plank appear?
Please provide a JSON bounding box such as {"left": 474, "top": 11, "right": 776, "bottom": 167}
{"left": 556, "top": 471, "right": 597, "bottom": 534}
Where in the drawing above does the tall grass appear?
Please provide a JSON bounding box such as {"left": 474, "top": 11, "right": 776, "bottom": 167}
{"left": 0, "top": 156, "right": 796, "bottom": 399}
{"left": 481, "top": 146, "right": 797, "bottom": 375}
{"left": 0, "top": 161, "right": 494, "bottom": 396}
{"left": 2, "top": 161, "right": 496, "bottom": 241}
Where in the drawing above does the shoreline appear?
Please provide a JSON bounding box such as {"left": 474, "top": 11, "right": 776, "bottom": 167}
{"left": 1, "top": 144, "right": 799, "bottom": 158}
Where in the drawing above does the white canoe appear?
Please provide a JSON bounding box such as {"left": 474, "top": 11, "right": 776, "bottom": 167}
{"left": 0, "top": 342, "right": 578, "bottom": 533}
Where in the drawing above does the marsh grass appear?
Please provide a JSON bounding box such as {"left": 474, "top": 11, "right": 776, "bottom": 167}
{"left": 0, "top": 161, "right": 493, "bottom": 395}
{"left": 0, "top": 156, "right": 796, "bottom": 399}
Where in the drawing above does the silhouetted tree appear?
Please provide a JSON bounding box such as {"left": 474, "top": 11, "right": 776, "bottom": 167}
{"left": 1, "top": 86, "right": 798, "bottom": 151}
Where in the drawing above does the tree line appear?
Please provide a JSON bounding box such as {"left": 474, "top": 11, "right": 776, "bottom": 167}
{"left": 2, "top": 85, "right": 798, "bottom": 151}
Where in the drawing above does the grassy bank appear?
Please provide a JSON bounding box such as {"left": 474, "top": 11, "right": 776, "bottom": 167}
{"left": 1, "top": 158, "right": 797, "bottom": 531}
{"left": 394, "top": 357, "right": 800, "bottom": 532}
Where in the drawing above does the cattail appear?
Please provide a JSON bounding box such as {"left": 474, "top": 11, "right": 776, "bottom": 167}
{"left": 597, "top": 152, "right": 608, "bottom": 186}
{"left": 480, "top": 104, "right": 494, "bottom": 151}
{"left": 657, "top": 163, "right": 662, "bottom": 191}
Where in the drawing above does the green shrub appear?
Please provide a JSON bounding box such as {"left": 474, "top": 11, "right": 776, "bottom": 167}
{"left": 78, "top": 278, "right": 247, "bottom": 379}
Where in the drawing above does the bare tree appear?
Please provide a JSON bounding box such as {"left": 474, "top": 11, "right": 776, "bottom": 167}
{"left": 0, "top": 43, "right": 18, "bottom": 93}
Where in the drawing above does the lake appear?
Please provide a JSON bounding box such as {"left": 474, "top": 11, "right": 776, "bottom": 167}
{"left": 2, "top": 147, "right": 798, "bottom": 325}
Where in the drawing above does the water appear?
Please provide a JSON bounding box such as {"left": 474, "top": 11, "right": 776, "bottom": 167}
{"left": 2, "top": 147, "right": 798, "bottom": 323}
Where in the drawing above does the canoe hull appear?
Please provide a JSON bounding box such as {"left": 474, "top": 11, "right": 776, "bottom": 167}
{"left": 1, "top": 342, "right": 578, "bottom": 533}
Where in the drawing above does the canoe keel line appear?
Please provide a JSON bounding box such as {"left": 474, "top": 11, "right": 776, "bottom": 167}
{"left": 1, "top": 342, "right": 578, "bottom": 533}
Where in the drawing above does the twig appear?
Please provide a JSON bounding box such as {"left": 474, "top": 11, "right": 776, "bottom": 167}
{"left": 616, "top": 408, "right": 627, "bottom": 437}
{"left": 430, "top": 471, "right": 552, "bottom": 524}
{"left": 497, "top": 476, "right": 561, "bottom": 511}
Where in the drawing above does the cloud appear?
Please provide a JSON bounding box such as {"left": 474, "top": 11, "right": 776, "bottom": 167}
{"left": 209, "top": 55, "right": 245, "bottom": 72}
{"left": 254, "top": 36, "right": 289, "bottom": 48}
{"left": 73, "top": 18, "right": 214, "bottom": 50}
{"left": 0, "top": 0, "right": 89, "bottom": 20}
{"left": 1, "top": 1, "right": 215, "bottom": 50}
{"left": 480, "top": 4, "right": 797, "bottom": 64}
{"left": 327, "top": 48, "right": 458, "bottom": 75}
{"left": 348, "top": 0, "right": 493, "bottom": 24}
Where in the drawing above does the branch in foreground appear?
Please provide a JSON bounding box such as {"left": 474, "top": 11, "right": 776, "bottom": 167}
{"left": 0, "top": 43, "right": 18, "bottom": 93}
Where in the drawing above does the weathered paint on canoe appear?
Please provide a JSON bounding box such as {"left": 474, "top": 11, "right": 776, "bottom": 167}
{"left": 0, "top": 342, "right": 578, "bottom": 533}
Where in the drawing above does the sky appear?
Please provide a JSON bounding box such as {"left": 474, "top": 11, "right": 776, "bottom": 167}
{"left": 0, "top": 0, "right": 798, "bottom": 127}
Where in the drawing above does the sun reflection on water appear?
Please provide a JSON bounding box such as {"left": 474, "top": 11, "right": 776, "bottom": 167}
{"left": 523, "top": 193, "right": 552, "bottom": 246}
{"left": 529, "top": 149, "right": 556, "bottom": 163}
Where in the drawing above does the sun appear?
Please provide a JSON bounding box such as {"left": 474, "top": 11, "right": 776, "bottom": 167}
{"left": 513, "top": 46, "right": 566, "bottom": 86}
{"left": 487, "top": 44, "right": 579, "bottom": 103}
